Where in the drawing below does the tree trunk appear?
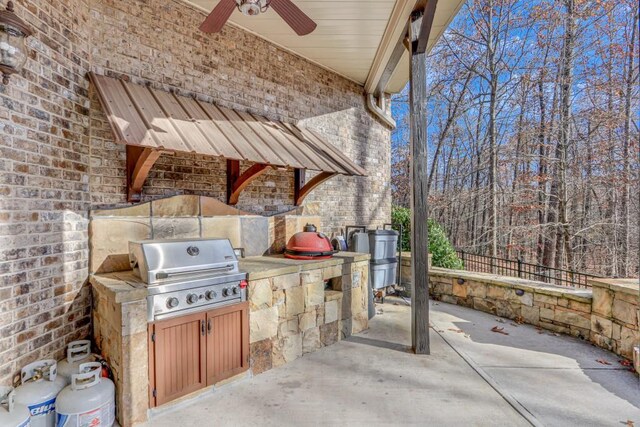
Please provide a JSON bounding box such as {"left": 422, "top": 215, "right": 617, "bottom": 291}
{"left": 487, "top": 0, "right": 499, "bottom": 268}
{"left": 556, "top": 0, "right": 575, "bottom": 273}
{"left": 507, "top": 83, "right": 527, "bottom": 259}
{"left": 620, "top": 10, "right": 638, "bottom": 277}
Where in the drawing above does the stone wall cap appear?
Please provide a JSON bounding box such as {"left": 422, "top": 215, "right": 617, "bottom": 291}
{"left": 90, "top": 272, "right": 148, "bottom": 303}
{"left": 398, "top": 252, "right": 431, "bottom": 267}
{"left": 588, "top": 278, "right": 639, "bottom": 295}
{"left": 430, "top": 268, "right": 593, "bottom": 302}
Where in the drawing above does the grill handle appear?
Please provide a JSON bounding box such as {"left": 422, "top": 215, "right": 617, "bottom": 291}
{"left": 156, "top": 265, "right": 235, "bottom": 281}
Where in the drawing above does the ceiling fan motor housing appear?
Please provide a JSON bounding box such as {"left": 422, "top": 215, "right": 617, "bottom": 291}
{"left": 201, "top": 0, "right": 316, "bottom": 36}
{"left": 236, "top": 0, "right": 268, "bottom": 16}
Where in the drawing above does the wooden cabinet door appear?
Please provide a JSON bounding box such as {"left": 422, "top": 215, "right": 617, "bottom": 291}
{"left": 205, "top": 302, "right": 250, "bottom": 385}
{"left": 150, "top": 312, "right": 207, "bottom": 406}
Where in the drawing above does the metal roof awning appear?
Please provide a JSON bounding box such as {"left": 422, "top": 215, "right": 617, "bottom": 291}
{"left": 89, "top": 72, "right": 366, "bottom": 205}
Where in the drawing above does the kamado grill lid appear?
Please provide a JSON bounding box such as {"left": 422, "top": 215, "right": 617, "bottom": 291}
{"left": 284, "top": 224, "right": 337, "bottom": 260}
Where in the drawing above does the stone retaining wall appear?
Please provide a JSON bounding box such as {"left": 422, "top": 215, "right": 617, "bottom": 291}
{"left": 589, "top": 278, "right": 639, "bottom": 360}
{"left": 398, "top": 253, "right": 431, "bottom": 286}
{"left": 428, "top": 269, "right": 638, "bottom": 361}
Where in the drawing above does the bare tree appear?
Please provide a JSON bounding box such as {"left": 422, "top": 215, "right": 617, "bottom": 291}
{"left": 391, "top": 0, "right": 640, "bottom": 278}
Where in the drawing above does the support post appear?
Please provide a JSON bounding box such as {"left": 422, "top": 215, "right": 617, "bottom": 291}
{"left": 409, "top": 3, "right": 435, "bottom": 355}
{"left": 294, "top": 168, "right": 306, "bottom": 204}
{"left": 413, "top": 0, "right": 438, "bottom": 54}
{"left": 227, "top": 159, "right": 241, "bottom": 204}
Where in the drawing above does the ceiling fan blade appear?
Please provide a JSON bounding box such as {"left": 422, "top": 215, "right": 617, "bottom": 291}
{"left": 199, "top": 0, "right": 236, "bottom": 33}
{"left": 269, "top": 0, "right": 317, "bottom": 36}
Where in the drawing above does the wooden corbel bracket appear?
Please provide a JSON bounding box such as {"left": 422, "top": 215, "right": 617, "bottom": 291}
{"left": 293, "top": 169, "right": 337, "bottom": 206}
{"left": 227, "top": 160, "right": 270, "bottom": 205}
{"left": 126, "top": 145, "right": 163, "bottom": 202}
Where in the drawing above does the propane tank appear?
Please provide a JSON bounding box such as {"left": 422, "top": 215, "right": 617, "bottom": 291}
{"left": 14, "top": 360, "right": 65, "bottom": 427}
{"left": 57, "top": 340, "right": 95, "bottom": 385}
{"left": 56, "top": 362, "right": 115, "bottom": 427}
{"left": 0, "top": 387, "right": 30, "bottom": 427}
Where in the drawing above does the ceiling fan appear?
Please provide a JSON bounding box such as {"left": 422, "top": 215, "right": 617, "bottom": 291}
{"left": 199, "top": 0, "right": 317, "bottom": 36}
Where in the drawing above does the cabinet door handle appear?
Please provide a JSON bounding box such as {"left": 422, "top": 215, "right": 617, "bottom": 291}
{"left": 201, "top": 320, "right": 205, "bottom": 336}
{"left": 207, "top": 319, "right": 212, "bottom": 334}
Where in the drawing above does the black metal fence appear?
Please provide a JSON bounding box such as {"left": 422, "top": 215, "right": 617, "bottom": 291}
{"left": 456, "top": 250, "right": 601, "bottom": 289}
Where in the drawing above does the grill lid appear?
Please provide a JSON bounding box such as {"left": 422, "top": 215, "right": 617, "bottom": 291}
{"left": 284, "top": 231, "right": 337, "bottom": 260}
{"left": 129, "top": 238, "right": 239, "bottom": 285}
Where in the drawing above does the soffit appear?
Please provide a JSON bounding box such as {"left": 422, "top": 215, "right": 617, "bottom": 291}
{"left": 186, "top": 0, "right": 397, "bottom": 85}
{"left": 183, "top": 0, "right": 465, "bottom": 93}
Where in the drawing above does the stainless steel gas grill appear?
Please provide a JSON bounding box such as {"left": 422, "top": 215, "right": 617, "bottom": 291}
{"left": 129, "top": 238, "right": 248, "bottom": 321}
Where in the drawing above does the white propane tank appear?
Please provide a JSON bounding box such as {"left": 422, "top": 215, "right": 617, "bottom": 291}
{"left": 57, "top": 340, "right": 94, "bottom": 385}
{"left": 14, "top": 360, "right": 65, "bottom": 427}
{"left": 0, "top": 387, "right": 30, "bottom": 427}
{"left": 56, "top": 362, "right": 115, "bottom": 427}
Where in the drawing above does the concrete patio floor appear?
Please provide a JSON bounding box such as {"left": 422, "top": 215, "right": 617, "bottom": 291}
{"left": 144, "top": 298, "right": 639, "bottom": 426}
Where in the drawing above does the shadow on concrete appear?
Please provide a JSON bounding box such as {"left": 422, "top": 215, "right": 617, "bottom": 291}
{"left": 345, "top": 335, "right": 412, "bottom": 353}
{"left": 429, "top": 301, "right": 640, "bottom": 422}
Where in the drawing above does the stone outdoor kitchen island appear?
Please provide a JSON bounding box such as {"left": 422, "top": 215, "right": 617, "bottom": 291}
{"left": 91, "top": 254, "right": 370, "bottom": 426}
{"left": 87, "top": 195, "right": 370, "bottom": 426}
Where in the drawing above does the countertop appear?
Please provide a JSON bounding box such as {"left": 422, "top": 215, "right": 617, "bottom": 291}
{"left": 90, "top": 270, "right": 147, "bottom": 304}
{"left": 90, "top": 252, "right": 370, "bottom": 303}
{"left": 239, "top": 252, "right": 369, "bottom": 280}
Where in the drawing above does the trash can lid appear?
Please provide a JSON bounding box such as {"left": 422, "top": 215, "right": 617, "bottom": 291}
{"left": 367, "top": 229, "right": 399, "bottom": 236}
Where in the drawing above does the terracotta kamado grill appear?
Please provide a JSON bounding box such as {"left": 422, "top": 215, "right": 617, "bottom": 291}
{"left": 284, "top": 224, "right": 337, "bottom": 260}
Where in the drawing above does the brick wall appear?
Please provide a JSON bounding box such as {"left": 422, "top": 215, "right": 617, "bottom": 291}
{"left": 0, "top": 0, "right": 93, "bottom": 385}
{"left": 0, "top": 0, "right": 391, "bottom": 385}
{"left": 88, "top": 0, "right": 391, "bottom": 228}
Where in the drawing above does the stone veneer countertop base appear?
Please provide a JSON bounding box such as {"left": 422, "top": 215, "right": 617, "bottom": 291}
{"left": 90, "top": 251, "right": 372, "bottom": 426}
{"left": 90, "top": 252, "right": 371, "bottom": 301}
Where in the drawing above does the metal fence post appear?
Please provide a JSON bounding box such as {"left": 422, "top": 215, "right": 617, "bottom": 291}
{"left": 460, "top": 250, "right": 465, "bottom": 269}
{"left": 517, "top": 256, "right": 523, "bottom": 278}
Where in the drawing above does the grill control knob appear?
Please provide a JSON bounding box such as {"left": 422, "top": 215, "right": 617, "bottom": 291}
{"left": 166, "top": 297, "right": 179, "bottom": 309}
{"left": 186, "top": 293, "right": 198, "bottom": 304}
{"left": 222, "top": 287, "right": 231, "bottom": 297}
{"left": 232, "top": 286, "right": 240, "bottom": 295}
{"left": 205, "top": 290, "right": 217, "bottom": 300}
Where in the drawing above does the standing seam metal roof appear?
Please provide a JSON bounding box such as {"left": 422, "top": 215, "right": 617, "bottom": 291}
{"left": 89, "top": 72, "right": 367, "bottom": 177}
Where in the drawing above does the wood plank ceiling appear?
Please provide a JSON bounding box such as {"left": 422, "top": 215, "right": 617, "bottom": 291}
{"left": 184, "top": 0, "right": 465, "bottom": 93}
{"left": 187, "top": 0, "right": 393, "bottom": 86}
